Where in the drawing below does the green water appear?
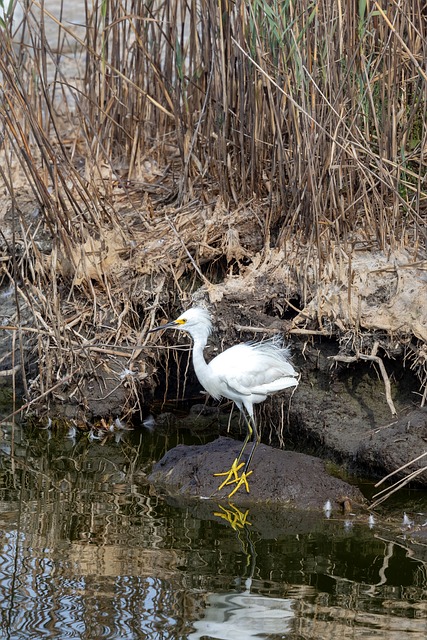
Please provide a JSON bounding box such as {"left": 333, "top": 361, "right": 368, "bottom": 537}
{"left": 0, "top": 419, "right": 426, "bottom": 639}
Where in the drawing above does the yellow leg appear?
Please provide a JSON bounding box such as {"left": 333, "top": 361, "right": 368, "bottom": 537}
{"left": 234, "top": 419, "right": 253, "bottom": 469}
{"left": 213, "top": 409, "right": 259, "bottom": 496}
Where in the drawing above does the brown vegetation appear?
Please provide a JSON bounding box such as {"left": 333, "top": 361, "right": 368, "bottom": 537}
{"left": 0, "top": 0, "right": 426, "bottom": 441}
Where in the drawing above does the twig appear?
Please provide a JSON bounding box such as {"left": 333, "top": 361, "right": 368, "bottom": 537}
{"left": 0, "top": 365, "right": 21, "bottom": 377}
{"left": 235, "top": 324, "right": 331, "bottom": 336}
{"left": 165, "top": 215, "right": 211, "bottom": 285}
{"left": 359, "top": 354, "right": 396, "bottom": 416}
{"left": 375, "top": 450, "right": 427, "bottom": 488}
{"left": 289, "top": 328, "right": 332, "bottom": 336}
{"left": 370, "top": 465, "right": 427, "bottom": 509}
{"left": 235, "top": 324, "right": 278, "bottom": 334}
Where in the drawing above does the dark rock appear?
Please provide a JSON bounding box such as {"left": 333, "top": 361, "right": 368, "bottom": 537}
{"left": 148, "top": 436, "right": 365, "bottom": 510}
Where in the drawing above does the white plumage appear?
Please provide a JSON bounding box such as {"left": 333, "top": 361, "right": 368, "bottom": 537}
{"left": 149, "top": 306, "right": 298, "bottom": 495}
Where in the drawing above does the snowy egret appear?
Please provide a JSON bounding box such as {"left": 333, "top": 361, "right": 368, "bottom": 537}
{"left": 149, "top": 307, "right": 298, "bottom": 496}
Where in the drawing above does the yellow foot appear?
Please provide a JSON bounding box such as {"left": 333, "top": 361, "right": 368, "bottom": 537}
{"left": 214, "top": 458, "right": 245, "bottom": 490}
{"left": 227, "top": 471, "right": 253, "bottom": 498}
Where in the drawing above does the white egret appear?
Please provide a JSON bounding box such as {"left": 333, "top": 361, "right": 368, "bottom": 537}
{"left": 149, "top": 307, "right": 298, "bottom": 497}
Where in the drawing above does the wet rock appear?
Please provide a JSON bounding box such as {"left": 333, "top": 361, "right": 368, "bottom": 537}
{"left": 148, "top": 436, "right": 365, "bottom": 509}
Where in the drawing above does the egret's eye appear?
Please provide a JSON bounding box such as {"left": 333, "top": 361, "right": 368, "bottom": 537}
{"left": 175, "top": 318, "right": 187, "bottom": 325}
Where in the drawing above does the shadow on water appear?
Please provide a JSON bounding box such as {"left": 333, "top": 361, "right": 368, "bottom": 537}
{"left": 0, "top": 417, "right": 426, "bottom": 639}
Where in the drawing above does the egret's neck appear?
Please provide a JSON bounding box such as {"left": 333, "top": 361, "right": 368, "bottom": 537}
{"left": 190, "top": 331, "right": 211, "bottom": 392}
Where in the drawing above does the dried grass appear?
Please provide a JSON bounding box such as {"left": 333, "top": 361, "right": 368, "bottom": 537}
{"left": 0, "top": 0, "right": 426, "bottom": 428}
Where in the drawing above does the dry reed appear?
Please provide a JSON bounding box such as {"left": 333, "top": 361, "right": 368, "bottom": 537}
{"left": 0, "top": 0, "right": 426, "bottom": 436}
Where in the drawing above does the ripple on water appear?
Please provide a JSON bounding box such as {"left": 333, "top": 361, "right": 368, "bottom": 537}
{"left": 0, "top": 424, "right": 427, "bottom": 640}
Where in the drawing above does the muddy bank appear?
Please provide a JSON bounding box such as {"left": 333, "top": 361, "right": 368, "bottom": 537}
{"left": 1, "top": 197, "right": 426, "bottom": 492}
{"left": 1, "top": 279, "right": 426, "bottom": 490}
{"left": 286, "top": 342, "right": 427, "bottom": 484}
{"left": 148, "top": 436, "right": 364, "bottom": 510}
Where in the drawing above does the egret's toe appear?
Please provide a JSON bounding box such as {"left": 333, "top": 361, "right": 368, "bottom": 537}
{"left": 227, "top": 471, "right": 253, "bottom": 497}
{"left": 214, "top": 459, "right": 244, "bottom": 489}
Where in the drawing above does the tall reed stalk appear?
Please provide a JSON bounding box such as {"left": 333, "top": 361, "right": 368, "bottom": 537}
{"left": 79, "top": 0, "right": 427, "bottom": 247}
{"left": 1, "top": 0, "right": 426, "bottom": 251}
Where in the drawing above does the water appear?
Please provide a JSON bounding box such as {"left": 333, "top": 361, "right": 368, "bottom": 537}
{"left": 0, "top": 420, "right": 426, "bottom": 640}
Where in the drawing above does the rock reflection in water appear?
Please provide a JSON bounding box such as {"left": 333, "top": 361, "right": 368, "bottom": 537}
{"left": 0, "top": 422, "right": 426, "bottom": 639}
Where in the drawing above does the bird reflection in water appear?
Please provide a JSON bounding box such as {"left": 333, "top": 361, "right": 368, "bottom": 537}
{"left": 188, "top": 502, "right": 294, "bottom": 639}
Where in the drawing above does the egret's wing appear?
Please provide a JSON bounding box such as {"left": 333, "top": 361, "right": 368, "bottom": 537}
{"left": 222, "top": 371, "right": 298, "bottom": 398}
{"left": 249, "top": 377, "right": 299, "bottom": 394}
{"left": 222, "top": 376, "right": 253, "bottom": 397}
{"left": 209, "top": 341, "right": 298, "bottom": 399}
{"left": 208, "top": 346, "right": 256, "bottom": 398}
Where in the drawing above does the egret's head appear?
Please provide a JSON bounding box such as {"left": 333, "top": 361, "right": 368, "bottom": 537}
{"left": 149, "top": 307, "right": 212, "bottom": 341}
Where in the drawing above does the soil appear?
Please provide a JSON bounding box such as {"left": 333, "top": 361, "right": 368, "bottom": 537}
{"left": 286, "top": 342, "right": 427, "bottom": 484}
